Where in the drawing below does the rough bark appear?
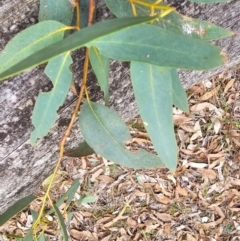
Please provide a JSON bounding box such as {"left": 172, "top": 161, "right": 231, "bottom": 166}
{"left": 0, "top": 0, "right": 239, "bottom": 214}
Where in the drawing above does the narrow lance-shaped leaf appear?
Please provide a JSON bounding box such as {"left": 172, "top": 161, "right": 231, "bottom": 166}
{"left": 90, "top": 24, "right": 226, "bottom": 70}
{"left": 80, "top": 0, "right": 98, "bottom": 28}
{"left": 53, "top": 204, "right": 68, "bottom": 241}
{"left": 79, "top": 101, "right": 165, "bottom": 169}
{"left": 30, "top": 52, "right": 72, "bottom": 145}
{"left": 64, "top": 141, "right": 95, "bottom": 157}
{"left": 155, "top": 11, "right": 234, "bottom": 41}
{"left": 104, "top": 0, "right": 234, "bottom": 41}
{"left": 38, "top": 233, "right": 47, "bottom": 241}
{"left": 171, "top": 69, "right": 189, "bottom": 113}
{"left": 0, "top": 195, "right": 36, "bottom": 226}
{"left": 0, "top": 15, "right": 160, "bottom": 81}
{"left": 89, "top": 46, "right": 110, "bottom": 105}
{"left": 47, "top": 179, "right": 80, "bottom": 215}
{"left": 23, "top": 229, "right": 34, "bottom": 241}
{"left": 0, "top": 20, "right": 67, "bottom": 76}
{"left": 39, "top": 0, "right": 74, "bottom": 25}
{"left": 130, "top": 62, "right": 177, "bottom": 171}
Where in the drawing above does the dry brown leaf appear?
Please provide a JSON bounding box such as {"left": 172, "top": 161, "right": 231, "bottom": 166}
{"left": 70, "top": 229, "right": 96, "bottom": 240}
{"left": 176, "top": 185, "right": 188, "bottom": 196}
{"left": 200, "top": 85, "right": 220, "bottom": 101}
{"left": 155, "top": 213, "right": 172, "bottom": 222}
{"left": 188, "top": 84, "right": 205, "bottom": 95}
{"left": 97, "top": 175, "right": 115, "bottom": 183}
{"left": 91, "top": 168, "right": 103, "bottom": 181}
{"left": 230, "top": 178, "right": 240, "bottom": 186}
{"left": 135, "top": 191, "right": 147, "bottom": 198}
{"left": 155, "top": 194, "right": 171, "bottom": 204}
{"left": 164, "top": 223, "right": 172, "bottom": 234}
{"left": 127, "top": 217, "right": 137, "bottom": 227}
{"left": 132, "top": 137, "right": 151, "bottom": 144}
{"left": 145, "top": 222, "right": 160, "bottom": 233}
{"left": 173, "top": 114, "right": 192, "bottom": 126}
{"left": 187, "top": 234, "right": 197, "bottom": 241}
{"left": 224, "top": 78, "right": 235, "bottom": 94}
{"left": 101, "top": 235, "right": 112, "bottom": 241}
{"left": 190, "top": 102, "right": 223, "bottom": 117}
{"left": 96, "top": 216, "right": 113, "bottom": 225}
{"left": 180, "top": 123, "right": 195, "bottom": 132}
{"left": 198, "top": 169, "right": 217, "bottom": 180}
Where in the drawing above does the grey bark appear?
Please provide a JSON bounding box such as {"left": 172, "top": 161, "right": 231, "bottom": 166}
{"left": 0, "top": 0, "right": 239, "bottom": 214}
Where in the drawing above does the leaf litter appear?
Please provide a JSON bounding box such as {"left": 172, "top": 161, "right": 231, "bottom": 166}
{"left": 1, "top": 69, "right": 240, "bottom": 240}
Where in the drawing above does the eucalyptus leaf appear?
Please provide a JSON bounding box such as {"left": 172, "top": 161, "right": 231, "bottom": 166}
{"left": 0, "top": 195, "right": 36, "bottom": 226}
{"left": 0, "top": 16, "right": 160, "bottom": 81}
{"left": 171, "top": 69, "right": 189, "bottom": 113}
{"left": 30, "top": 209, "right": 39, "bottom": 223}
{"left": 79, "top": 101, "right": 165, "bottom": 169}
{"left": 80, "top": 0, "right": 98, "bottom": 28}
{"left": 155, "top": 11, "right": 234, "bottom": 41}
{"left": 0, "top": 20, "right": 66, "bottom": 76}
{"left": 130, "top": 62, "right": 177, "bottom": 171}
{"left": 104, "top": 0, "right": 234, "bottom": 41}
{"left": 38, "top": 233, "right": 46, "bottom": 241}
{"left": 89, "top": 46, "right": 110, "bottom": 105}
{"left": 91, "top": 24, "right": 226, "bottom": 70}
{"left": 77, "top": 194, "right": 97, "bottom": 206}
{"left": 23, "top": 229, "right": 33, "bottom": 241}
{"left": 64, "top": 141, "right": 95, "bottom": 157}
{"left": 30, "top": 52, "right": 73, "bottom": 145}
{"left": 47, "top": 179, "right": 80, "bottom": 215}
{"left": 39, "top": 0, "right": 73, "bottom": 25}
{"left": 53, "top": 204, "right": 68, "bottom": 241}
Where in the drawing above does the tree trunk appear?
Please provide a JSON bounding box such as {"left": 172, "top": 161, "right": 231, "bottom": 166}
{"left": 0, "top": 0, "right": 239, "bottom": 214}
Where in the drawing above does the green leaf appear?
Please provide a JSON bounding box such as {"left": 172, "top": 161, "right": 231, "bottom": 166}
{"left": 171, "top": 69, "right": 189, "bottom": 113}
{"left": 91, "top": 24, "right": 226, "bottom": 70}
{"left": 80, "top": 0, "right": 98, "bottom": 28}
{"left": 53, "top": 204, "right": 68, "bottom": 241}
{"left": 64, "top": 141, "right": 95, "bottom": 157}
{"left": 66, "top": 212, "right": 74, "bottom": 225}
{"left": 105, "top": 0, "right": 234, "bottom": 41}
{"left": 47, "top": 179, "right": 80, "bottom": 215}
{"left": 0, "top": 20, "right": 66, "bottom": 77}
{"left": 65, "top": 179, "right": 80, "bottom": 207}
{"left": 77, "top": 194, "right": 97, "bottom": 206}
{"left": 0, "top": 16, "right": 158, "bottom": 81}
{"left": 23, "top": 229, "right": 33, "bottom": 241}
{"left": 156, "top": 11, "right": 234, "bottom": 41}
{"left": 79, "top": 101, "right": 165, "bottom": 169}
{"left": 30, "top": 209, "right": 39, "bottom": 223}
{"left": 89, "top": 46, "right": 110, "bottom": 105}
{"left": 104, "top": 0, "right": 132, "bottom": 17}
{"left": 130, "top": 62, "right": 177, "bottom": 171}
{"left": 39, "top": 0, "right": 73, "bottom": 25}
{"left": 104, "top": 0, "right": 168, "bottom": 18}
{"left": 188, "top": 0, "right": 234, "bottom": 3}
{"left": 0, "top": 195, "right": 36, "bottom": 226}
{"left": 30, "top": 52, "right": 72, "bottom": 145}
{"left": 38, "top": 233, "right": 46, "bottom": 241}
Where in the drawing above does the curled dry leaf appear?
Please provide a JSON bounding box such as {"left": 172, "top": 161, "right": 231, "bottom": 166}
{"left": 200, "top": 85, "right": 220, "bottom": 101}
{"left": 224, "top": 78, "right": 235, "bottom": 94}
{"left": 190, "top": 102, "right": 223, "bottom": 118}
